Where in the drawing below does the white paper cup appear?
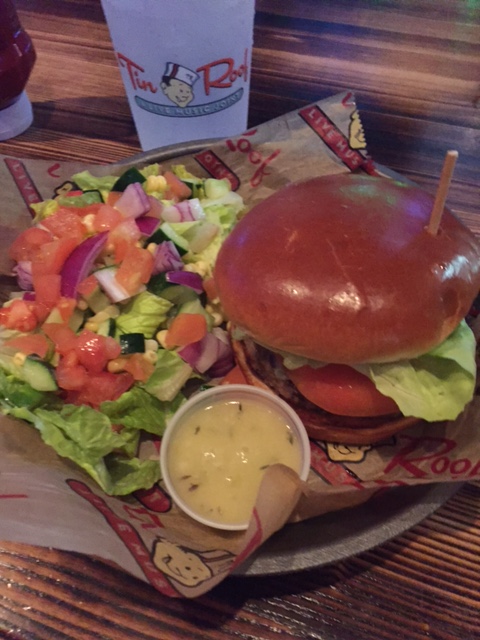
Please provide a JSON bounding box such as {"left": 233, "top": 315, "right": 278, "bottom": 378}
{"left": 160, "top": 384, "right": 311, "bottom": 531}
{"left": 101, "top": 0, "right": 255, "bottom": 151}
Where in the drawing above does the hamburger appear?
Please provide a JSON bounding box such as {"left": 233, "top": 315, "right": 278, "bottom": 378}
{"left": 213, "top": 174, "right": 480, "bottom": 444}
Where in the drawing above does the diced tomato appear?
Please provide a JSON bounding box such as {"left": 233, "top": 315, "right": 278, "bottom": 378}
{"left": 115, "top": 245, "right": 154, "bottom": 294}
{"left": 33, "top": 274, "right": 61, "bottom": 314}
{"left": 164, "top": 171, "right": 192, "bottom": 201}
{"left": 76, "top": 274, "right": 98, "bottom": 298}
{"left": 0, "top": 299, "right": 38, "bottom": 332}
{"left": 220, "top": 364, "right": 248, "bottom": 385}
{"left": 55, "top": 297, "right": 77, "bottom": 323}
{"left": 42, "top": 323, "right": 78, "bottom": 355}
{"left": 106, "top": 191, "right": 122, "bottom": 208}
{"left": 4, "top": 333, "right": 50, "bottom": 359}
{"left": 57, "top": 203, "right": 103, "bottom": 218}
{"left": 286, "top": 364, "right": 399, "bottom": 417}
{"left": 31, "top": 237, "right": 78, "bottom": 277}
{"left": 8, "top": 227, "right": 53, "bottom": 262}
{"left": 104, "top": 335, "right": 122, "bottom": 360}
{"left": 55, "top": 358, "right": 89, "bottom": 391}
{"left": 122, "top": 353, "right": 155, "bottom": 382}
{"left": 74, "top": 329, "right": 108, "bottom": 373}
{"left": 203, "top": 276, "right": 218, "bottom": 302}
{"left": 66, "top": 371, "right": 134, "bottom": 407}
{"left": 75, "top": 330, "right": 121, "bottom": 373}
{"left": 61, "top": 350, "right": 79, "bottom": 368}
{"left": 41, "top": 210, "right": 86, "bottom": 243}
{"left": 91, "top": 204, "right": 123, "bottom": 232}
{"left": 108, "top": 217, "right": 142, "bottom": 263}
{"left": 165, "top": 313, "right": 207, "bottom": 349}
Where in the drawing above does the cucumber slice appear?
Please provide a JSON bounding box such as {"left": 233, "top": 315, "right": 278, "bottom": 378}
{"left": 148, "top": 223, "right": 189, "bottom": 256}
{"left": 0, "top": 353, "right": 58, "bottom": 392}
{"left": 119, "top": 333, "right": 145, "bottom": 354}
{"left": 22, "top": 356, "right": 58, "bottom": 392}
{"left": 147, "top": 274, "right": 198, "bottom": 305}
{"left": 97, "top": 318, "right": 116, "bottom": 338}
{"left": 112, "top": 167, "right": 146, "bottom": 192}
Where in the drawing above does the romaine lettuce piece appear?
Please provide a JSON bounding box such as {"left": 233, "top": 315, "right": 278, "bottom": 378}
{"left": 100, "top": 385, "right": 182, "bottom": 434}
{"left": 143, "top": 350, "right": 193, "bottom": 402}
{"left": 115, "top": 291, "right": 172, "bottom": 339}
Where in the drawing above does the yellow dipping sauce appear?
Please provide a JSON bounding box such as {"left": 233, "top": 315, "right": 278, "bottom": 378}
{"left": 166, "top": 397, "right": 303, "bottom": 527}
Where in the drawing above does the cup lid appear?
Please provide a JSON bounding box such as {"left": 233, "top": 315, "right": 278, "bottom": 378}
{"left": 0, "top": 91, "right": 33, "bottom": 141}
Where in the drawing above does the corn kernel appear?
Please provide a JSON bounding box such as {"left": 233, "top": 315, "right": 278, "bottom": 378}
{"left": 107, "top": 358, "right": 126, "bottom": 373}
{"left": 84, "top": 321, "right": 98, "bottom": 332}
{"left": 145, "top": 339, "right": 159, "bottom": 351}
{"left": 211, "top": 312, "right": 223, "bottom": 327}
{"left": 143, "top": 350, "right": 158, "bottom": 364}
{"left": 13, "top": 352, "right": 26, "bottom": 366}
{"left": 156, "top": 329, "right": 169, "bottom": 349}
{"left": 146, "top": 242, "right": 157, "bottom": 255}
{"left": 145, "top": 174, "right": 167, "bottom": 194}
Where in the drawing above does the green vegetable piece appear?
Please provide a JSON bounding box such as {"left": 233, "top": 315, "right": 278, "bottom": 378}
{"left": 112, "top": 167, "right": 146, "bottom": 192}
{"left": 119, "top": 333, "right": 145, "bottom": 354}
{"left": 55, "top": 190, "right": 103, "bottom": 207}
{"left": 115, "top": 291, "right": 172, "bottom": 339}
{"left": 148, "top": 225, "right": 188, "bottom": 255}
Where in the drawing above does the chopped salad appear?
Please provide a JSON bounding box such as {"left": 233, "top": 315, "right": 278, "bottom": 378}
{"left": 0, "top": 163, "right": 244, "bottom": 495}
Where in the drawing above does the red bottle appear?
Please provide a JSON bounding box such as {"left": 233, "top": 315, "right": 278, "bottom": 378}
{"left": 0, "top": 0, "right": 36, "bottom": 140}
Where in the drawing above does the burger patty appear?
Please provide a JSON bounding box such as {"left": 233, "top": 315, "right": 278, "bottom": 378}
{"left": 234, "top": 337, "right": 427, "bottom": 445}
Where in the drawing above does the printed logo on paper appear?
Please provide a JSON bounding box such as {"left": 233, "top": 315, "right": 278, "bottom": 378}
{"left": 116, "top": 50, "right": 249, "bottom": 118}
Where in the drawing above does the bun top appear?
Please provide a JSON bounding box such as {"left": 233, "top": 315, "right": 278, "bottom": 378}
{"left": 214, "top": 174, "right": 480, "bottom": 364}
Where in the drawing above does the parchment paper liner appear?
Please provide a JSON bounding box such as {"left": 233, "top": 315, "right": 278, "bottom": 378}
{"left": 0, "top": 91, "right": 478, "bottom": 598}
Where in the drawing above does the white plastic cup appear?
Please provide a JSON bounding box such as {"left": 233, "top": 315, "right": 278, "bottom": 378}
{"left": 100, "top": 0, "right": 255, "bottom": 151}
{"left": 160, "top": 384, "right": 311, "bottom": 531}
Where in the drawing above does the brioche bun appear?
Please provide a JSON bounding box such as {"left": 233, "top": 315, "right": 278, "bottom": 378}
{"left": 214, "top": 174, "right": 480, "bottom": 364}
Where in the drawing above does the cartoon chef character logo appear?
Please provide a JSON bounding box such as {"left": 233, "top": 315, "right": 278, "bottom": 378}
{"left": 348, "top": 110, "right": 366, "bottom": 150}
{"left": 160, "top": 62, "right": 199, "bottom": 108}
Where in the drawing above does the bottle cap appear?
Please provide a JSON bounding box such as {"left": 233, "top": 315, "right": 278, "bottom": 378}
{"left": 0, "top": 91, "right": 33, "bottom": 141}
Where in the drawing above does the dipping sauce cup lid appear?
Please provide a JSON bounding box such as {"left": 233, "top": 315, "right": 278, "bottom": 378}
{"left": 160, "top": 384, "right": 311, "bottom": 531}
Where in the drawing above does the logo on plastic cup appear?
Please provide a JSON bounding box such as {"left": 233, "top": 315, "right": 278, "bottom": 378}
{"left": 117, "top": 51, "right": 249, "bottom": 119}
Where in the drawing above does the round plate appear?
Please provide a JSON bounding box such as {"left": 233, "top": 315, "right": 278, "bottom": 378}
{"left": 234, "top": 482, "right": 461, "bottom": 576}
{"left": 119, "top": 143, "right": 461, "bottom": 578}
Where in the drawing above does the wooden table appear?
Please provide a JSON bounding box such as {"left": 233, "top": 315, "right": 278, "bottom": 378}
{"left": 1, "top": 1, "right": 479, "bottom": 638}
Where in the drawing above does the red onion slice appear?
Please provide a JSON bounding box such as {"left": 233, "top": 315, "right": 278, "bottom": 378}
{"left": 152, "top": 242, "right": 184, "bottom": 274}
{"left": 178, "top": 327, "right": 233, "bottom": 375}
{"left": 162, "top": 198, "right": 205, "bottom": 223}
{"left": 114, "top": 182, "right": 150, "bottom": 218}
{"left": 178, "top": 332, "right": 219, "bottom": 373}
{"left": 60, "top": 232, "right": 108, "bottom": 299}
{"left": 136, "top": 215, "right": 161, "bottom": 236}
{"left": 165, "top": 270, "right": 203, "bottom": 293}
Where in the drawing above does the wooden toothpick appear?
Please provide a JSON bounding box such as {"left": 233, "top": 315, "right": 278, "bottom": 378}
{"left": 427, "top": 150, "right": 458, "bottom": 236}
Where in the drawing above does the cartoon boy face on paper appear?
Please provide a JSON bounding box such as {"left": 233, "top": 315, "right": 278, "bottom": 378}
{"left": 160, "top": 62, "right": 199, "bottom": 108}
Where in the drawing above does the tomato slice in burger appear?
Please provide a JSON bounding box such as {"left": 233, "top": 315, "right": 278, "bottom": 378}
{"left": 286, "top": 363, "right": 399, "bottom": 417}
